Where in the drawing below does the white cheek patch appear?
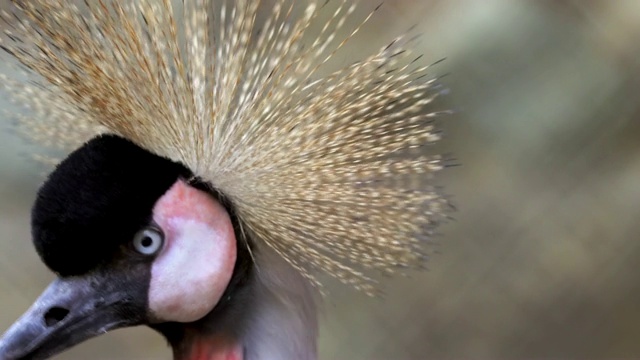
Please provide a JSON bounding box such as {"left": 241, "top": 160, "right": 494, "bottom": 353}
{"left": 148, "top": 180, "right": 237, "bottom": 323}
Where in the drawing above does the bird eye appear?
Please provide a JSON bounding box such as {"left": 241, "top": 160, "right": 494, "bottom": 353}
{"left": 132, "top": 227, "right": 164, "bottom": 256}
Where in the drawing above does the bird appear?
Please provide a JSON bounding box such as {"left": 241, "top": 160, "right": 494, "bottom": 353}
{"left": 0, "top": 0, "right": 452, "bottom": 359}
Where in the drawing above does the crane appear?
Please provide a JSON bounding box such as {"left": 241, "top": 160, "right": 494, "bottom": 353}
{"left": 0, "top": 1, "right": 452, "bottom": 359}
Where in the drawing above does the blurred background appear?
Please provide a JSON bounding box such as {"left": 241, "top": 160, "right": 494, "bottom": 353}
{"left": 1, "top": 0, "right": 640, "bottom": 359}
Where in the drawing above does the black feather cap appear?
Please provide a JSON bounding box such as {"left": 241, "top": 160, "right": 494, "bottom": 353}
{"left": 31, "top": 135, "right": 191, "bottom": 276}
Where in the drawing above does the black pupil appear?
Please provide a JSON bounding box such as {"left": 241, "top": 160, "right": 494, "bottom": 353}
{"left": 141, "top": 236, "right": 153, "bottom": 248}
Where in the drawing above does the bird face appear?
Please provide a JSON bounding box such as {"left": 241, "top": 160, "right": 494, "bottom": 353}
{"left": 0, "top": 135, "right": 240, "bottom": 359}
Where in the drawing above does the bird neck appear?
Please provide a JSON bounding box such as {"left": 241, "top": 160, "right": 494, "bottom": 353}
{"left": 157, "top": 244, "right": 320, "bottom": 360}
{"left": 237, "top": 245, "right": 320, "bottom": 360}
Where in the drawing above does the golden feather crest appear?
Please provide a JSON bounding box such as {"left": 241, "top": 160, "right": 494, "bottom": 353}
{"left": 0, "top": 0, "right": 452, "bottom": 294}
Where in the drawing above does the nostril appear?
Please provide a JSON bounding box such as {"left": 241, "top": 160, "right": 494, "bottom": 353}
{"left": 43, "top": 307, "right": 70, "bottom": 327}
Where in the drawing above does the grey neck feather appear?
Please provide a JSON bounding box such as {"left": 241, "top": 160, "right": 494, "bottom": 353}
{"left": 241, "top": 244, "right": 320, "bottom": 360}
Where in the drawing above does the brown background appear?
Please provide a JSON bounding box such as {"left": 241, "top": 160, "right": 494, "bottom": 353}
{"left": 1, "top": 1, "right": 640, "bottom": 359}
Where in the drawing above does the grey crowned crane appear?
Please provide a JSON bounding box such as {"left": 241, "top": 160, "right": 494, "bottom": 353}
{"left": 0, "top": 1, "right": 452, "bottom": 359}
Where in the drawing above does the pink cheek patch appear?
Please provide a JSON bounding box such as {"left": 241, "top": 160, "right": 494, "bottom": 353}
{"left": 148, "top": 180, "right": 237, "bottom": 323}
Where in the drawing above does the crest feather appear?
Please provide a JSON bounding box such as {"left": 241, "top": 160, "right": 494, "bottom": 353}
{"left": 0, "top": 0, "right": 452, "bottom": 294}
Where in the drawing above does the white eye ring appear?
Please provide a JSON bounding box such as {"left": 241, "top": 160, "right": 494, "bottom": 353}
{"left": 132, "top": 227, "right": 164, "bottom": 256}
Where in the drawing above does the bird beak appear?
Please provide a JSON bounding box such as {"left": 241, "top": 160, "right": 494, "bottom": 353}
{"left": 0, "top": 272, "right": 147, "bottom": 360}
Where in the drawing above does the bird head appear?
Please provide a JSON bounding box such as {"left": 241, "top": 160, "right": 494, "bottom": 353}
{"left": 0, "top": 1, "right": 452, "bottom": 359}
{"left": 0, "top": 135, "right": 253, "bottom": 359}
